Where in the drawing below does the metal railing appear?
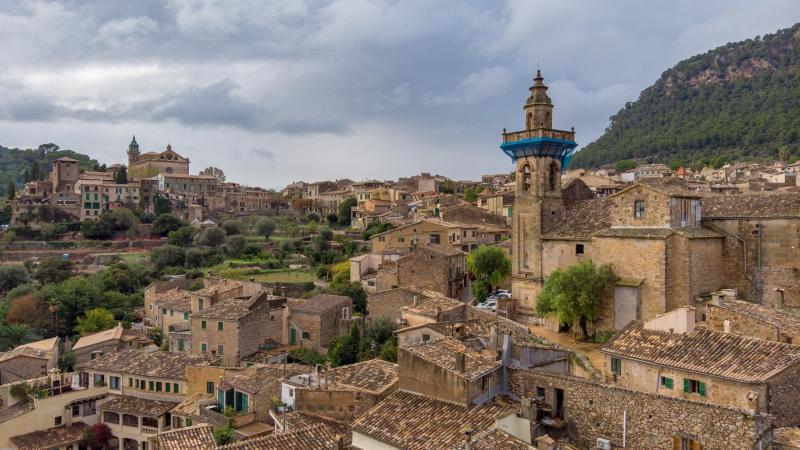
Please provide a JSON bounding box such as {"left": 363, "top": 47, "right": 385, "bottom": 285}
{"left": 502, "top": 128, "right": 575, "bottom": 143}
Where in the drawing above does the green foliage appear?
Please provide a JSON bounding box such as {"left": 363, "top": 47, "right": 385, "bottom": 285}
{"left": 194, "top": 227, "right": 226, "bottom": 247}
{"left": 288, "top": 347, "right": 326, "bottom": 365}
{"left": 58, "top": 351, "right": 76, "bottom": 372}
{"left": 337, "top": 197, "right": 357, "bottom": 226}
{"left": 536, "top": 260, "right": 616, "bottom": 338}
{"left": 0, "top": 264, "right": 30, "bottom": 294}
{"left": 114, "top": 166, "right": 128, "bottom": 184}
{"left": 378, "top": 337, "right": 397, "bottom": 363}
{"left": 185, "top": 248, "right": 206, "bottom": 268}
{"left": 150, "top": 327, "right": 164, "bottom": 347}
{"left": 318, "top": 226, "right": 333, "bottom": 242}
{"left": 150, "top": 245, "right": 186, "bottom": 271}
{"left": 167, "top": 226, "right": 195, "bottom": 247}
{"left": 361, "top": 222, "right": 395, "bottom": 240}
{"left": 0, "top": 323, "right": 40, "bottom": 351}
{"left": 467, "top": 245, "right": 511, "bottom": 298}
{"left": 255, "top": 218, "right": 276, "bottom": 239}
{"left": 327, "top": 324, "right": 361, "bottom": 366}
{"left": 154, "top": 195, "right": 171, "bottom": 216}
{"left": 6, "top": 181, "right": 15, "bottom": 200}
{"left": 74, "top": 308, "right": 115, "bottom": 335}
{"left": 213, "top": 426, "right": 235, "bottom": 446}
{"left": 225, "top": 235, "right": 248, "bottom": 257}
{"left": 614, "top": 159, "right": 637, "bottom": 173}
{"left": 572, "top": 24, "right": 800, "bottom": 168}
{"left": 463, "top": 187, "right": 481, "bottom": 202}
{"left": 220, "top": 220, "right": 242, "bottom": 236}
{"left": 80, "top": 219, "right": 113, "bottom": 240}
{"left": 325, "top": 281, "right": 367, "bottom": 315}
{"left": 104, "top": 208, "right": 140, "bottom": 233}
{"left": 33, "top": 257, "right": 75, "bottom": 285}
{"left": 152, "top": 214, "right": 185, "bottom": 237}
{"left": 39, "top": 223, "right": 65, "bottom": 241}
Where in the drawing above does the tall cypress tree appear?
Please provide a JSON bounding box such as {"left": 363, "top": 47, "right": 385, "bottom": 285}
{"left": 29, "top": 162, "right": 40, "bottom": 181}
{"left": 6, "top": 181, "right": 15, "bottom": 200}
{"left": 115, "top": 166, "right": 128, "bottom": 184}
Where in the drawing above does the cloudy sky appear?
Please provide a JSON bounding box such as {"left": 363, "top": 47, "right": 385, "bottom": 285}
{"left": 1, "top": 0, "right": 798, "bottom": 188}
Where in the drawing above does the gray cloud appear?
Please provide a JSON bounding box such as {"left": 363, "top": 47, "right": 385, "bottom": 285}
{"left": 0, "top": 0, "right": 798, "bottom": 187}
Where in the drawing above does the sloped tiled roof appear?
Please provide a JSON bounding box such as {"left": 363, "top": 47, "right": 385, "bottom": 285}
{"left": 76, "top": 349, "right": 216, "bottom": 379}
{"left": 220, "top": 423, "right": 342, "bottom": 450}
{"left": 148, "top": 424, "right": 216, "bottom": 450}
{"left": 170, "top": 393, "right": 216, "bottom": 417}
{"left": 283, "top": 411, "right": 351, "bottom": 438}
{"left": 157, "top": 288, "right": 192, "bottom": 312}
{"left": 543, "top": 198, "right": 612, "bottom": 239}
{"left": 400, "top": 292, "right": 464, "bottom": 319}
{"left": 458, "top": 427, "right": 534, "bottom": 450}
{"left": 291, "top": 294, "right": 352, "bottom": 314}
{"left": 73, "top": 323, "right": 137, "bottom": 350}
{"left": 324, "top": 359, "right": 398, "bottom": 394}
{"left": 401, "top": 337, "right": 502, "bottom": 381}
{"left": 702, "top": 193, "right": 800, "bottom": 219}
{"left": 352, "top": 390, "right": 518, "bottom": 450}
{"left": 593, "top": 227, "right": 674, "bottom": 239}
{"left": 773, "top": 427, "right": 800, "bottom": 448}
{"left": 602, "top": 321, "right": 800, "bottom": 383}
{"left": 99, "top": 395, "right": 178, "bottom": 416}
{"left": 708, "top": 298, "right": 800, "bottom": 337}
{"left": 221, "top": 363, "right": 311, "bottom": 394}
{"left": 11, "top": 422, "right": 90, "bottom": 450}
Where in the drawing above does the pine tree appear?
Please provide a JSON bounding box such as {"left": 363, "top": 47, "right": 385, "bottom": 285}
{"left": 29, "top": 162, "right": 40, "bottom": 181}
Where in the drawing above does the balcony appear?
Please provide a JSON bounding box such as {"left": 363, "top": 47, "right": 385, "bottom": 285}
{"left": 502, "top": 128, "right": 575, "bottom": 144}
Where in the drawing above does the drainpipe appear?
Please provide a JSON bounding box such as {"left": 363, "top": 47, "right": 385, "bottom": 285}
{"left": 623, "top": 409, "right": 627, "bottom": 448}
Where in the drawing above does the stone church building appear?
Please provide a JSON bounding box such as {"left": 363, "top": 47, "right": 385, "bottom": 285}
{"left": 503, "top": 71, "right": 800, "bottom": 331}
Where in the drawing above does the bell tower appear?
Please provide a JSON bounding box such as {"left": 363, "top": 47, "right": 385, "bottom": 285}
{"left": 127, "top": 135, "right": 140, "bottom": 166}
{"left": 500, "top": 69, "right": 577, "bottom": 317}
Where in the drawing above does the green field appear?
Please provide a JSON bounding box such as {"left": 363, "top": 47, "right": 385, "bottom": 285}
{"left": 204, "top": 262, "right": 315, "bottom": 284}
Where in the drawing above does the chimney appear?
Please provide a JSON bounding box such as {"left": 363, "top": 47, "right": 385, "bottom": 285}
{"left": 435, "top": 306, "right": 442, "bottom": 321}
{"left": 454, "top": 324, "right": 464, "bottom": 339}
{"left": 455, "top": 352, "right": 466, "bottom": 374}
{"left": 335, "top": 435, "right": 345, "bottom": 450}
{"left": 412, "top": 296, "right": 418, "bottom": 306}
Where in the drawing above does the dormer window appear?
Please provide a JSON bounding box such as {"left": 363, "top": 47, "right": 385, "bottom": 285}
{"left": 634, "top": 200, "right": 645, "bottom": 219}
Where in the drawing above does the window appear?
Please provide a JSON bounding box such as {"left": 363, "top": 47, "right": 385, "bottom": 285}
{"left": 103, "top": 412, "right": 120, "bottom": 424}
{"left": 93, "top": 374, "right": 105, "bottom": 386}
{"left": 207, "top": 382, "right": 214, "bottom": 394}
{"left": 660, "top": 376, "right": 674, "bottom": 389}
{"left": 378, "top": 236, "right": 385, "bottom": 242}
{"left": 162, "top": 308, "right": 167, "bottom": 315}
{"left": 110, "top": 376, "right": 120, "bottom": 390}
{"left": 610, "top": 357, "right": 622, "bottom": 375}
{"left": 183, "top": 312, "right": 189, "bottom": 320}
{"left": 54, "top": 416, "right": 62, "bottom": 426}
{"left": 149, "top": 381, "right": 155, "bottom": 391}
{"left": 422, "top": 333, "right": 431, "bottom": 342}
{"left": 201, "top": 320, "right": 207, "bottom": 330}
{"left": 72, "top": 404, "right": 80, "bottom": 417}
{"left": 575, "top": 244, "right": 585, "bottom": 255}
{"left": 173, "top": 383, "right": 179, "bottom": 393}
{"left": 201, "top": 343, "right": 207, "bottom": 353}
{"left": 123, "top": 414, "right": 138, "bottom": 427}
{"left": 178, "top": 340, "right": 184, "bottom": 351}
{"left": 429, "top": 234, "right": 440, "bottom": 244}
{"left": 156, "top": 382, "right": 163, "bottom": 392}
{"left": 217, "top": 322, "right": 224, "bottom": 331}
{"left": 684, "top": 378, "right": 706, "bottom": 396}
{"left": 218, "top": 344, "right": 224, "bottom": 355}
{"left": 302, "top": 331, "right": 310, "bottom": 339}
{"left": 674, "top": 437, "right": 702, "bottom": 450}
{"left": 634, "top": 200, "right": 645, "bottom": 219}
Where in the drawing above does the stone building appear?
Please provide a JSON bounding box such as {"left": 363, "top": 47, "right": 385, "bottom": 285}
{"left": 370, "top": 218, "right": 506, "bottom": 253}
{"left": 72, "top": 323, "right": 149, "bottom": 365}
{"left": 601, "top": 307, "right": 800, "bottom": 427}
{"left": 349, "top": 251, "right": 401, "bottom": 292}
{"left": 288, "top": 294, "right": 358, "bottom": 353}
{"left": 189, "top": 292, "right": 287, "bottom": 366}
{"left": 75, "top": 177, "right": 142, "bottom": 220}
{"left": 128, "top": 138, "right": 190, "bottom": 178}
{"left": 704, "top": 291, "right": 800, "bottom": 344}
{"left": 374, "top": 244, "right": 467, "bottom": 298}
{"left": 0, "top": 337, "right": 60, "bottom": 384}
{"left": 284, "top": 359, "right": 398, "bottom": 421}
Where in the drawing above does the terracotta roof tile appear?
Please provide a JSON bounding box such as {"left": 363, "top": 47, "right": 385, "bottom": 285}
{"left": 171, "top": 393, "right": 216, "bottom": 417}
{"left": 401, "top": 337, "right": 502, "bottom": 381}
{"left": 400, "top": 294, "right": 464, "bottom": 319}
{"left": 459, "top": 427, "right": 534, "bottom": 450}
{"left": 593, "top": 227, "right": 674, "bottom": 239}
{"left": 601, "top": 321, "right": 800, "bottom": 383}
{"left": 708, "top": 298, "right": 800, "bottom": 337}
{"left": 352, "top": 391, "right": 518, "bottom": 450}
{"left": 11, "top": 422, "right": 90, "bottom": 450}
{"left": 148, "top": 424, "right": 216, "bottom": 450}
{"left": 320, "top": 359, "right": 398, "bottom": 394}
{"left": 220, "top": 423, "right": 341, "bottom": 450}
{"left": 76, "top": 349, "right": 216, "bottom": 379}
{"left": 702, "top": 192, "right": 800, "bottom": 219}
{"left": 221, "top": 363, "right": 311, "bottom": 394}
{"left": 543, "top": 198, "right": 612, "bottom": 239}
{"left": 99, "top": 395, "right": 178, "bottom": 416}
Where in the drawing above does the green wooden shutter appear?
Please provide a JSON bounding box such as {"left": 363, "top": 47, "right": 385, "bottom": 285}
{"left": 666, "top": 378, "right": 673, "bottom": 389}
{"left": 699, "top": 382, "right": 706, "bottom": 397}
{"left": 683, "top": 378, "right": 690, "bottom": 393}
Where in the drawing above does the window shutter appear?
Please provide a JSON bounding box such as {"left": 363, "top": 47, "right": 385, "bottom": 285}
{"left": 683, "top": 378, "right": 690, "bottom": 393}
{"left": 673, "top": 437, "right": 681, "bottom": 450}
{"left": 693, "top": 441, "right": 702, "bottom": 450}
{"left": 666, "top": 378, "right": 673, "bottom": 389}
{"left": 699, "top": 382, "right": 706, "bottom": 397}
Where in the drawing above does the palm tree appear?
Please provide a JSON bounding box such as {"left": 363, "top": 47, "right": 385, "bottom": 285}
{"left": 0, "top": 324, "right": 41, "bottom": 351}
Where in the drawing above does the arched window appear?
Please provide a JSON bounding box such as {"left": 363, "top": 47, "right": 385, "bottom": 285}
{"left": 521, "top": 164, "right": 531, "bottom": 192}
{"left": 526, "top": 112, "right": 533, "bottom": 129}
{"left": 166, "top": 167, "right": 174, "bottom": 174}
{"left": 548, "top": 162, "right": 559, "bottom": 191}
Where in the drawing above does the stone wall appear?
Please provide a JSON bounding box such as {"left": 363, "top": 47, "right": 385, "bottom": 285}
{"left": 665, "top": 235, "right": 725, "bottom": 312}
{"left": 768, "top": 364, "right": 800, "bottom": 428}
{"left": 368, "top": 288, "right": 428, "bottom": 321}
{"left": 541, "top": 240, "right": 590, "bottom": 278}
{"left": 442, "top": 205, "right": 507, "bottom": 227}
{"left": 610, "top": 185, "right": 672, "bottom": 227}
{"left": 705, "top": 303, "right": 780, "bottom": 342}
{"left": 0, "top": 356, "right": 50, "bottom": 385}
{"left": 294, "top": 388, "right": 384, "bottom": 421}
{"left": 395, "top": 248, "right": 466, "bottom": 299}
{"left": 508, "top": 369, "right": 773, "bottom": 450}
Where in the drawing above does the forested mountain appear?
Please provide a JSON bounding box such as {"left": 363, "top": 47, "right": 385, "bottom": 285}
{"left": 0, "top": 143, "right": 100, "bottom": 197}
{"left": 571, "top": 23, "right": 800, "bottom": 169}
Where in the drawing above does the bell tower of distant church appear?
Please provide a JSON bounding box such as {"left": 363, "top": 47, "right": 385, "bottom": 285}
{"left": 127, "top": 135, "right": 140, "bottom": 166}
{"left": 500, "top": 69, "right": 578, "bottom": 317}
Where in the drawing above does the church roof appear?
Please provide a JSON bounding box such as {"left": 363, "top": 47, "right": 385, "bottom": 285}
{"left": 542, "top": 198, "right": 612, "bottom": 240}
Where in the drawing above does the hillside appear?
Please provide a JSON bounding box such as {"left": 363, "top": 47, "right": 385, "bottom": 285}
{"left": 0, "top": 143, "right": 100, "bottom": 197}
{"left": 571, "top": 23, "right": 800, "bottom": 168}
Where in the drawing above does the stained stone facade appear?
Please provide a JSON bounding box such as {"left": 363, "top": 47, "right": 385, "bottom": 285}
{"left": 508, "top": 369, "right": 773, "bottom": 450}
